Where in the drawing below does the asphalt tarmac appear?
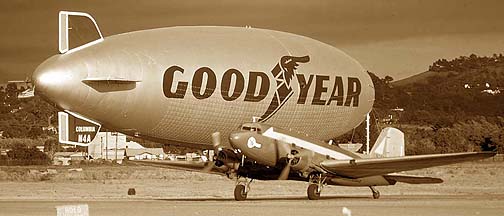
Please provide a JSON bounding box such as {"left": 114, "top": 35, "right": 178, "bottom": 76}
{"left": 1, "top": 194, "right": 503, "bottom": 216}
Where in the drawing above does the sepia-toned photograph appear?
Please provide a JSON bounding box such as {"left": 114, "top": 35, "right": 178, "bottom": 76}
{"left": 0, "top": 1, "right": 502, "bottom": 215}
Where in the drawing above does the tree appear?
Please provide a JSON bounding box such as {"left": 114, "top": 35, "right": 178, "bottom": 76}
{"left": 43, "top": 138, "right": 59, "bottom": 159}
{"left": 7, "top": 142, "right": 49, "bottom": 162}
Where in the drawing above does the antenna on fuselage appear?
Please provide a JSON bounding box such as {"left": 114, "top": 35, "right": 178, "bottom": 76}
{"left": 252, "top": 116, "right": 261, "bottom": 123}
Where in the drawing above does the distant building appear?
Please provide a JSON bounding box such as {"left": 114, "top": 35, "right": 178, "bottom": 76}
{"left": 88, "top": 132, "right": 144, "bottom": 159}
{"left": 125, "top": 148, "right": 165, "bottom": 160}
{"left": 381, "top": 108, "right": 404, "bottom": 124}
{"left": 35, "top": 146, "right": 45, "bottom": 152}
{"left": 101, "top": 149, "right": 126, "bottom": 163}
{"left": 53, "top": 152, "right": 87, "bottom": 166}
{"left": 0, "top": 149, "right": 8, "bottom": 156}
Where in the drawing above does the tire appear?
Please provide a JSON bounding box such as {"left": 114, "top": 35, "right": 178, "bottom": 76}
{"left": 372, "top": 191, "right": 380, "bottom": 199}
{"left": 307, "top": 184, "right": 320, "bottom": 200}
{"left": 234, "top": 185, "right": 247, "bottom": 201}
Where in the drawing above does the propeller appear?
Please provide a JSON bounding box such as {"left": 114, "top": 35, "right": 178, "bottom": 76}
{"left": 201, "top": 132, "right": 223, "bottom": 173}
{"left": 278, "top": 155, "right": 293, "bottom": 180}
{"left": 277, "top": 143, "right": 295, "bottom": 180}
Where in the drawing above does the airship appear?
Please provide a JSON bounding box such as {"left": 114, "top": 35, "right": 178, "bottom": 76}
{"left": 32, "top": 11, "right": 373, "bottom": 147}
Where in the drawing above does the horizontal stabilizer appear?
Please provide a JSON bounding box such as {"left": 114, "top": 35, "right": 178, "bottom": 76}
{"left": 320, "top": 152, "right": 496, "bottom": 178}
{"left": 384, "top": 174, "right": 443, "bottom": 184}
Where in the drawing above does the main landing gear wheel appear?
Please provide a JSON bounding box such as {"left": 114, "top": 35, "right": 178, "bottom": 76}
{"left": 307, "top": 184, "right": 321, "bottom": 200}
{"left": 234, "top": 177, "right": 252, "bottom": 201}
{"left": 307, "top": 173, "right": 325, "bottom": 200}
{"left": 234, "top": 185, "right": 247, "bottom": 201}
{"left": 370, "top": 186, "right": 380, "bottom": 199}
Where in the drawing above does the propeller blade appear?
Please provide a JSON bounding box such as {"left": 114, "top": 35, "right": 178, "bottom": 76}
{"left": 201, "top": 161, "right": 215, "bottom": 173}
{"left": 278, "top": 161, "right": 291, "bottom": 180}
{"left": 212, "top": 132, "right": 221, "bottom": 151}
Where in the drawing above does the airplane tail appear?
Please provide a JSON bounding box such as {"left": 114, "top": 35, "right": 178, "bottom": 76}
{"left": 369, "top": 127, "right": 404, "bottom": 158}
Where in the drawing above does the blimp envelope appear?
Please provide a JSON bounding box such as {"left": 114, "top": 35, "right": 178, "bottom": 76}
{"left": 58, "top": 111, "right": 101, "bottom": 146}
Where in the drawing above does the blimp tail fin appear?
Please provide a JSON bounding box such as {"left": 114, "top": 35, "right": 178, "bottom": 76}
{"left": 58, "top": 111, "right": 101, "bottom": 146}
{"left": 59, "top": 11, "right": 104, "bottom": 54}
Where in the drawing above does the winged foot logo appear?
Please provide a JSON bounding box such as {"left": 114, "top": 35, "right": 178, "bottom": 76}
{"left": 162, "top": 55, "right": 362, "bottom": 121}
{"left": 259, "top": 55, "right": 310, "bottom": 121}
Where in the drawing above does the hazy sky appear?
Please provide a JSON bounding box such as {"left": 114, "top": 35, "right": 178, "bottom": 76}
{"left": 1, "top": 0, "right": 504, "bottom": 83}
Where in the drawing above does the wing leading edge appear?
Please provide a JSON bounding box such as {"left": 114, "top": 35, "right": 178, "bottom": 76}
{"left": 320, "top": 152, "right": 495, "bottom": 178}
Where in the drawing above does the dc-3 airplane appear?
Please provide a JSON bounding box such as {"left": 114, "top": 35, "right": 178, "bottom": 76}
{"left": 32, "top": 11, "right": 495, "bottom": 201}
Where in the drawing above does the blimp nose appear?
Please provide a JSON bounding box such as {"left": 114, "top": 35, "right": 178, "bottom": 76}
{"left": 32, "top": 55, "right": 73, "bottom": 98}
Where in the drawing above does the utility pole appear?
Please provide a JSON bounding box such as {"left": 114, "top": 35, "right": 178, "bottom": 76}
{"left": 105, "top": 132, "right": 108, "bottom": 160}
{"left": 366, "top": 113, "right": 370, "bottom": 154}
{"left": 100, "top": 136, "right": 103, "bottom": 159}
{"left": 114, "top": 132, "right": 118, "bottom": 161}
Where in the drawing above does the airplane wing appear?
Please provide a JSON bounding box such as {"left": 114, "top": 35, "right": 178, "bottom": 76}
{"left": 320, "top": 152, "right": 495, "bottom": 178}
{"left": 125, "top": 160, "right": 227, "bottom": 175}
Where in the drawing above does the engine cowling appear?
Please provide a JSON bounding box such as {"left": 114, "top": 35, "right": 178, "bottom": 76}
{"left": 214, "top": 149, "right": 241, "bottom": 167}
{"left": 289, "top": 149, "right": 314, "bottom": 173}
{"left": 229, "top": 132, "right": 290, "bottom": 167}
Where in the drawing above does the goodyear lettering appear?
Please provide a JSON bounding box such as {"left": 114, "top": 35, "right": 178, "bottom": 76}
{"left": 345, "top": 77, "right": 361, "bottom": 107}
{"left": 296, "top": 74, "right": 313, "bottom": 104}
{"left": 162, "top": 67, "right": 360, "bottom": 106}
{"left": 244, "top": 72, "right": 269, "bottom": 102}
{"left": 312, "top": 75, "right": 330, "bottom": 105}
{"left": 161, "top": 55, "right": 362, "bottom": 121}
{"left": 221, "top": 69, "right": 244, "bottom": 101}
{"left": 163, "top": 66, "right": 187, "bottom": 98}
{"left": 192, "top": 67, "right": 216, "bottom": 99}
{"left": 327, "top": 76, "right": 344, "bottom": 106}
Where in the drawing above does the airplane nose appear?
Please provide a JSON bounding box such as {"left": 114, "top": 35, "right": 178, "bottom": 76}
{"left": 229, "top": 132, "right": 246, "bottom": 149}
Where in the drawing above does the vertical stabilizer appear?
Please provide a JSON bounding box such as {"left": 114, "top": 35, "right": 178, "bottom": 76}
{"left": 370, "top": 127, "right": 404, "bottom": 158}
{"left": 59, "top": 11, "right": 103, "bottom": 54}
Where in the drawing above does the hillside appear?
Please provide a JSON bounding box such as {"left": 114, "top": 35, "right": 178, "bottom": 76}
{"left": 392, "top": 53, "right": 504, "bottom": 123}
{"left": 335, "top": 54, "right": 504, "bottom": 154}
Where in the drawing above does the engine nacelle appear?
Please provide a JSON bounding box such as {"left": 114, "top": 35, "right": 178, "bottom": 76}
{"left": 290, "top": 149, "right": 314, "bottom": 173}
{"left": 214, "top": 149, "right": 241, "bottom": 167}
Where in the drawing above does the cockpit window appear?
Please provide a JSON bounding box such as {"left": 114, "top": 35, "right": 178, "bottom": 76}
{"left": 242, "top": 126, "right": 261, "bottom": 132}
